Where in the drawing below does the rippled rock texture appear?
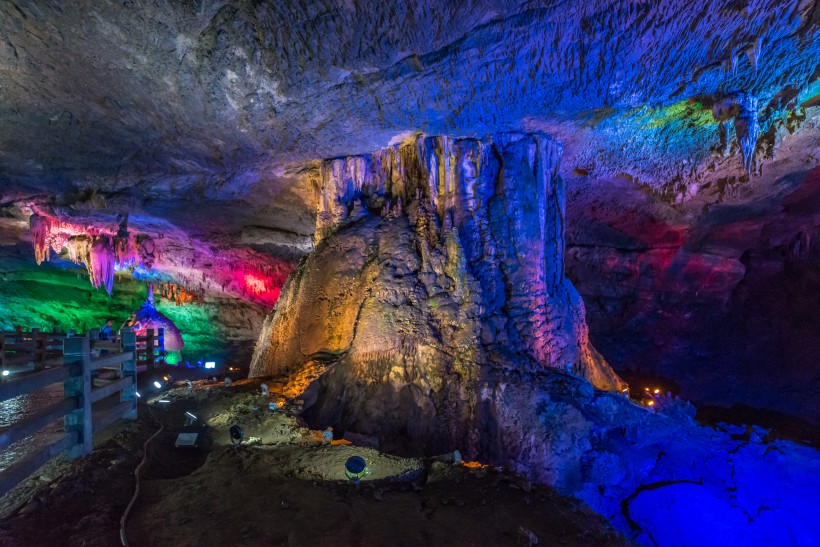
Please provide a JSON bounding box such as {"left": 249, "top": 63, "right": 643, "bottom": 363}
{"left": 251, "top": 133, "right": 625, "bottom": 453}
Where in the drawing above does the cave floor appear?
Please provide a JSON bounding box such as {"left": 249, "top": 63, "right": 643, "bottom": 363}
{"left": 0, "top": 377, "right": 629, "bottom": 547}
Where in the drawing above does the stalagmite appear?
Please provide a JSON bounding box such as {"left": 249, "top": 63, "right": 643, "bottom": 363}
{"left": 251, "top": 132, "right": 626, "bottom": 455}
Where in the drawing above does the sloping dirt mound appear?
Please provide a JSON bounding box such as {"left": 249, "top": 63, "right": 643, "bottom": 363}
{"left": 0, "top": 377, "right": 628, "bottom": 546}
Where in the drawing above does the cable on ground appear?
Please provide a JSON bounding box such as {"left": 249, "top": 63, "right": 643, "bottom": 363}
{"left": 119, "top": 403, "right": 163, "bottom": 547}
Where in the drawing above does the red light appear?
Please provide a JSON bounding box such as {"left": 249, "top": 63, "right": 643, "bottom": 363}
{"left": 244, "top": 274, "right": 267, "bottom": 295}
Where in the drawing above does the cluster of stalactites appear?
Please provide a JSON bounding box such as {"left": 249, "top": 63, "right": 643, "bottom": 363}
{"left": 30, "top": 214, "right": 80, "bottom": 265}
{"left": 29, "top": 212, "right": 156, "bottom": 295}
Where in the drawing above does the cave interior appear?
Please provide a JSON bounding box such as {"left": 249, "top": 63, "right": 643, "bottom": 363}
{"left": 0, "top": 1, "right": 819, "bottom": 546}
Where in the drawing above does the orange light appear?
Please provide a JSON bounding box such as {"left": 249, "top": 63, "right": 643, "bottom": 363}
{"left": 654, "top": 388, "right": 660, "bottom": 394}
{"left": 644, "top": 387, "right": 650, "bottom": 392}
{"left": 648, "top": 400, "right": 655, "bottom": 406}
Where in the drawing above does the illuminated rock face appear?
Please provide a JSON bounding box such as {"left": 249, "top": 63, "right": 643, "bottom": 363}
{"left": 251, "top": 133, "right": 625, "bottom": 453}
{"left": 132, "top": 286, "right": 184, "bottom": 352}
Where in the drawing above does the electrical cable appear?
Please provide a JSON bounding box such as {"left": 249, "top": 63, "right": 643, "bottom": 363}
{"left": 119, "top": 403, "right": 164, "bottom": 547}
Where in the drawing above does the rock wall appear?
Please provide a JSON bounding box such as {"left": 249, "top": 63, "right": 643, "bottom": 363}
{"left": 564, "top": 165, "right": 820, "bottom": 423}
{"left": 251, "top": 133, "right": 625, "bottom": 453}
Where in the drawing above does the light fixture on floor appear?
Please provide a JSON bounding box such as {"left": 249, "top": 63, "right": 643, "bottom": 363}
{"left": 345, "top": 456, "right": 368, "bottom": 483}
{"left": 230, "top": 425, "right": 244, "bottom": 446}
{"left": 175, "top": 423, "right": 212, "bottom": 450}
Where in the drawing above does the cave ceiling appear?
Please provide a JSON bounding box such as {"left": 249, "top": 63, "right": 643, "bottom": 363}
{"left": 0, "top": 0, "right": 818, "bottom": 272}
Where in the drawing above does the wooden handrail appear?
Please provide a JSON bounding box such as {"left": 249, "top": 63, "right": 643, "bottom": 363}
{"left": 90, "top": 376, "right": 133, "bottom": 404}
{"left": 93, "top": 401, "right": 135, "bottom": 434}
{"left": 0, "top": 367, "right": 70, "bottom": 404}
{"left": 90, "top": 351, "right": 134, "bottom": 371}
{"left": 0, "top": 433, "right": 77, "bottom": 498}
{"left": 0, "top": 398, "right": 76, "bottom": 452}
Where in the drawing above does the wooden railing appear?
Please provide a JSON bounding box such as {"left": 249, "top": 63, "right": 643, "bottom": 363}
{"left": 0, "top": 328, "right": 66, "bottom": 371}
{"left": 136, "top": 328, "right": 165, "bottom": 372}
{"left": 0, "top": 330, "right": 138, "bottom": 498}
{"left": 2, "top": 327, "right": 166, "bottom": 376}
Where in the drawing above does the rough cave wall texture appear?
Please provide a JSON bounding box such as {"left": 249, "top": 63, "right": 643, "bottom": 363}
{"left": 1, "top": 0, "right": 817, "bottom": 185}
{"left": 0, "top": 0, "right": 817, "bottom": 421}
{"left": 251, "top": 132, "right": 625, "bottom": 453}
{"left": 564, "top": 166, "right": 820, "bottom": 423}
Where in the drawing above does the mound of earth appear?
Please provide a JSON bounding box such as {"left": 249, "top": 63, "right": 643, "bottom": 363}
{"left": 0, "top": 376, "right": 627, "bottom": 547}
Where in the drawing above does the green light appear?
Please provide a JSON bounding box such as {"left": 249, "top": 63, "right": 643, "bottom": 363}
{"left": 639, "top": 100, "right": 716, "bottom": 129}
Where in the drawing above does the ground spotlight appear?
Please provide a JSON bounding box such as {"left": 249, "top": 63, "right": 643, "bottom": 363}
{"left": 230, "top": 425, "right": 244, "bottom": 446}
{"left": 345, "top": 456, "right": 368, "bottom": 483}
{"left": 153, "top": 381, "right": 162, "bottom": 389}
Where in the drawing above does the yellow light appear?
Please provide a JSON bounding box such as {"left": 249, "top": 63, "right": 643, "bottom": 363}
{"left": 644, "top": 387, "right": 650, "bottom": 392}
{"left": 654, "top": 388, "right": 660, "bottom": 394}
{"left": 648, "top": 400, "right": 655, "bottom": 406}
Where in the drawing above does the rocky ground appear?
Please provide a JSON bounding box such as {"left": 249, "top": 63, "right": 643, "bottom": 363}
{"left": 0, "top": 374, "right": 629, "bottom": 547}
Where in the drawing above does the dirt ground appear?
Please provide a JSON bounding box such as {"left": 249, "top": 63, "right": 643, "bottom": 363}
{"left": 0, "top": 376, "right": 630, "bottom": 547}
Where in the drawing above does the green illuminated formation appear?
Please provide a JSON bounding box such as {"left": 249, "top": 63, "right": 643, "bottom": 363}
{"left": 0, "top": 260, "right": 228, "bottom": 360}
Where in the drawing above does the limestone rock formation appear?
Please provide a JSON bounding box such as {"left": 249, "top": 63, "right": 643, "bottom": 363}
{"left": 251, "top": 132, "right": 626, "bottom": 454}
{"left": 130, "top": 285, "right": 185, "bottom": 352}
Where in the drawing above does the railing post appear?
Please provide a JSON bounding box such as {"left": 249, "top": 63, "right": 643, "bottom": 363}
{"left": 33, "top": 328, "right": 46, "bottom": 371}
{"left": 64, "top": 335, "right": 92, "bottom": 459}
{"left": 121, "top": 329, "right": 138, "bottom": 420}
{"left": 156, "top": 328, "right": 165, "bottom": 366}
{"left": 146, "top": 329, "right": 155, "bottom": 372}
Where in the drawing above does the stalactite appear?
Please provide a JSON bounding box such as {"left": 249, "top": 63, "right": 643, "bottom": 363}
{"left": 90, "top": 234, "right": 116, "bottom": 295}
{"left": 66, "top": 235, "right": 93, "bottom": 279}
{"left": 30, "top": 214, "right": 51, "bottom": 265}
{"left": 737, "top": 95, "right": 760, "bottom": 174}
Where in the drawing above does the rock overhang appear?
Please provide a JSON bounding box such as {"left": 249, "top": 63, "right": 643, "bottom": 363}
{"left": 0, "top": 0, "right": 817, "bottom": 193}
